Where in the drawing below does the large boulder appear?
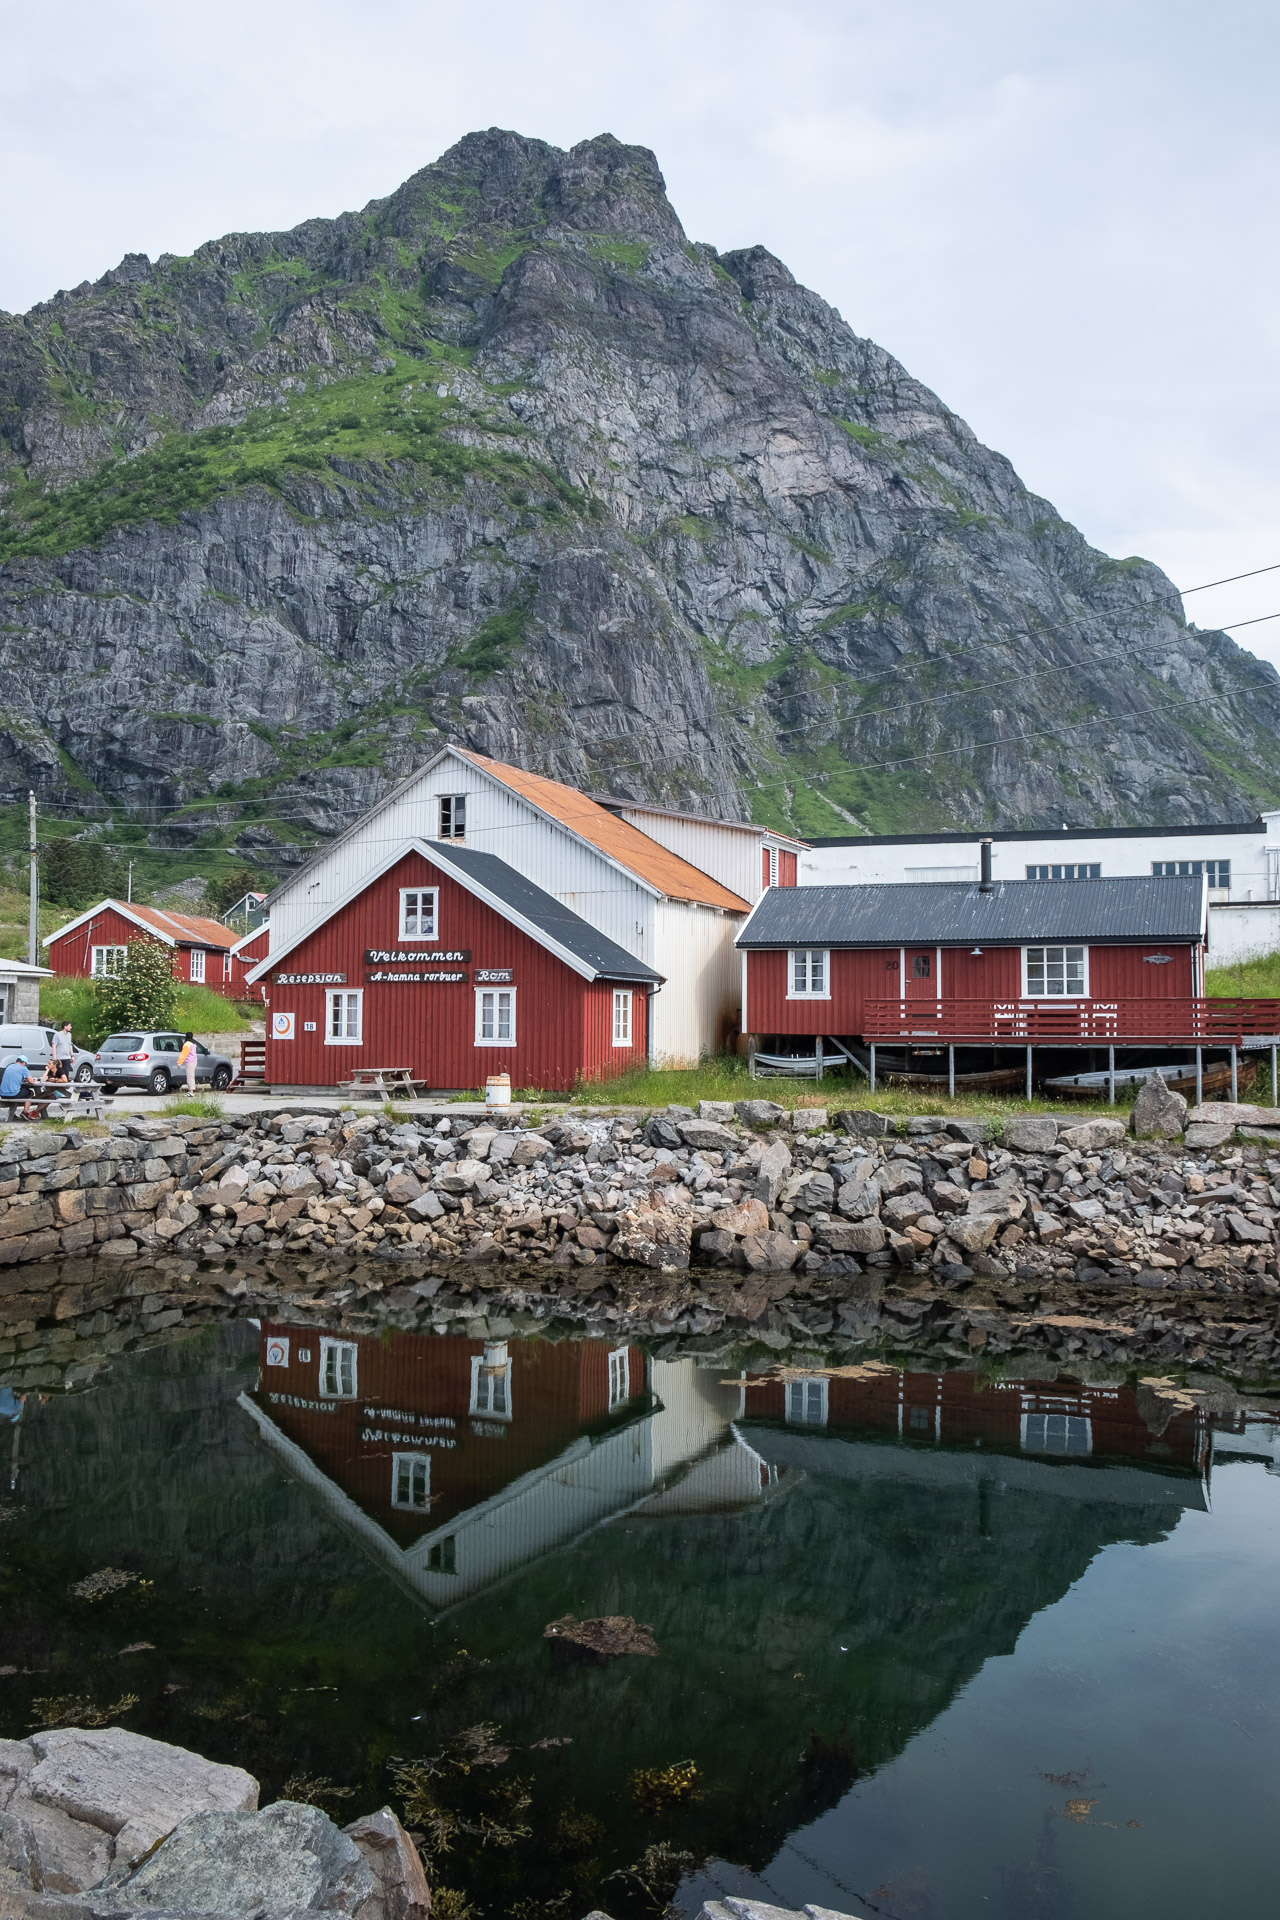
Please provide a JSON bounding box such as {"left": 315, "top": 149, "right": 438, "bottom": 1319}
{"left": 836, "top": 1163, "right": 881, "bottom": 1220}
{"left": 831, "top": 1110, "right": 894, "bottom": 1137}
{"left": 342, "top": 1809, "right": 429, "bottom": 1920}
{"left": 1188, "top": 1100, "right": 1280, "bottom": 1127}
{"left": 108, "top": 1801, "right": 372, "bottom": 1916}
{"left": 739, "top": 1229, "right": 800, "bottom": 1271}
{"left": 677, "top": 1120, "right": 739, "bottom": 1154}
{"left": 734, "top": 1099, "right": 784, "bottom": 1131}
{"left": 1129, "top": 1071, "right": 1187, "bottom": 1140}
{"left": 1059, "top": 1118, "right": 1127, "bottom": 1151}
{"left": 753, "top": 1140, "right": 792, "bottom": 1207}
{"left": 708, "top": 1197, "right": 770, "bottom": 1236}
{"left": 0, "top": 1727, "right": 257, "bottom": 1894}
{"left": 610, "top": 1203, "right": 692, "bottom": 1271}
{"left": 1002, "top": 1116, "right": 1058, "bottom": 1152}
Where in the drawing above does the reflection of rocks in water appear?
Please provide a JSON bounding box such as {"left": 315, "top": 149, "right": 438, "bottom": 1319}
{"left": 544, "top": 1615, "right": 659, "bottom": 1665}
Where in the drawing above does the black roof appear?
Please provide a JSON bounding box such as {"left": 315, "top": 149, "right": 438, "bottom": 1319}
{"left": 736, "top": 875, "right": 1206, "bottom": 948}
{"left": 428, "top": 843, "right": 662, "bottom": 983}
{"left": 808, "top": 819, "right": 1263, "bottom": 848}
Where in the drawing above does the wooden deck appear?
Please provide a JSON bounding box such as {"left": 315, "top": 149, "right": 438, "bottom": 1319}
{"left": 858, "top": 997, "right": 1280, "bottom": 1046}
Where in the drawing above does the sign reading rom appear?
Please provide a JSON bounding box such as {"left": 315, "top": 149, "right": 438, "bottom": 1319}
{"left": 474, "top": 968, "right": 514, "bottom": 983}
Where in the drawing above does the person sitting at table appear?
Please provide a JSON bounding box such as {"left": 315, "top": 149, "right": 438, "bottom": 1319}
{"left": 0, "top": 1055, "right": 49, "bottom": 1118}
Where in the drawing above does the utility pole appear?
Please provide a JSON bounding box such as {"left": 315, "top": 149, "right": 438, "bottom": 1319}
{"left": 27, "top": 793, "right": 37, "bottom": 968}
{"left": 127, "top": 861, "right": 133, "bottom": 904}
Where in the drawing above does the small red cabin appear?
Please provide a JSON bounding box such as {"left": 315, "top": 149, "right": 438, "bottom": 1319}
{"left": 246, "top": 838, "right": 660, "bottom": 1092}
{"left": 44, "top": 900, "right": 244, "bottom": 997}
{"left": 736, "top": 874, "right": 1280, "bottom": 1079}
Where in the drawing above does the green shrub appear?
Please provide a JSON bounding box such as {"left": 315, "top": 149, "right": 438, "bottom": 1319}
{"left": 91, "top": 939, "right": 177, "bottom": 1038}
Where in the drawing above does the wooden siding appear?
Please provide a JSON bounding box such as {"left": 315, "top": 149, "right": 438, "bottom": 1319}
{"left": 268, "top": 752, "right": 658, "bottom": 960}
{"left": 652, "top": 899, "right": 741, "bottom": 1063}
{"left": 739, "top": 1366, "right": 1205, "bottom": 1472}
{"left": 263, "top": 849, "right": 648, "bottom": 1091}
{"left": 48, "top": 905, "right": 243, "bottom": 999}
{"left": 745, "top": 941, "right": 1202, "bottom": 1036}
{"left": 615, "top": 807, "right": 796, "bottom": 905}
{"left": 777, "top": 850, "right": 798, "bottom": 887}
{"left": 252, "top": 1323, "right": 647, "bottom": 1548}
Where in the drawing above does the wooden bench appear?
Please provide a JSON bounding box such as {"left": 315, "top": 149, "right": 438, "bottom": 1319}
{"left": 337, "top": 1066, "right": 428, "bottom": 1100}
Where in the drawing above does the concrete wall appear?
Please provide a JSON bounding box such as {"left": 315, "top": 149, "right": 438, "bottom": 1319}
{"left": 1207, "top": 901, "right": 1280, "bottom": 966}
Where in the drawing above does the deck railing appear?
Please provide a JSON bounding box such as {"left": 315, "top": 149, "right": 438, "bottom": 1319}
{"left": 859, "top": 997, "right": 1280, "bottom": 1046}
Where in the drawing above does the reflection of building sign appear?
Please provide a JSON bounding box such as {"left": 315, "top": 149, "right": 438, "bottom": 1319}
{"left": 277, "top": 972, "right": 347, "bottom": 985}
{"left": 474, "top": 968, "right": 514, "bottom": 984}
{"left": 365, "top": 949, "right": 470, "bottom": 963}
{"left": 271, "top": 1013, "right": 295, "bottom": 1041}
{"left": 265, "top": 1336, "right": 290, "bottom": 1367}
{"left": 365, "top": 970, "right": 469, "bottom": 984}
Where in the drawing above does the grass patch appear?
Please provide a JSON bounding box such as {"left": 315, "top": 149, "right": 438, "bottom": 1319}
{"left": 1207, "top": 950, "right": 1280, "bottom": 999}
{"left": 836, "top": 420, "right": 884, "bottom": 448}
{"left": 576, "top": 1055, "right": 1129, "bottom": 1118}
{"left": 584, "top": 237, "right": 652, "bottom": 273}
{"left": 447, "top": 601, "right": 530, "bottom": 678}
{"left": 0, "top": 359, "right": 538, "bottom": 564}
{"left": 161, "top": 1096, "right": 224, "bottom": 1119}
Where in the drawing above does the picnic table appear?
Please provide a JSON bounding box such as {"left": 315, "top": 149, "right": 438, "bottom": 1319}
{"left": 337, "top": 1066, "right": 428, "bottom": 1100}
{"left": 0, "top": 1082, "right": 114, "bottom": 1122}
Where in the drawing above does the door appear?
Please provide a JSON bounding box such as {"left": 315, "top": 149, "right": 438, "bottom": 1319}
{"left": 904, "top": 949, "right": 938, "bottom": 1001}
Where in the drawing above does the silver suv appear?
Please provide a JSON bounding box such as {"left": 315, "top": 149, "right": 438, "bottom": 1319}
{"left": 0, "top": 1024, "right": 96, "bottom": 1083}
{"left": 94, "top": 1033, "right": 235, "bottom": 1095}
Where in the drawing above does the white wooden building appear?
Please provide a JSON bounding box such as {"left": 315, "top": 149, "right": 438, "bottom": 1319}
{"left": 263, "top": 746, "right": 804, "bottom": 1064}
{"left": 801, "top": 814, "right": 1280, "bottom": 966}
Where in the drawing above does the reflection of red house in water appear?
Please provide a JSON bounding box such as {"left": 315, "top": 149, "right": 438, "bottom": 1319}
{"left": 240, "top": 1325, "right": 762, "bottom": 1608}
{"left": 737, "top": 1365, "right": 1209, "bottom": 1483}
{"left": 247, "top": 1323, "right": 649, "bottom": 1550}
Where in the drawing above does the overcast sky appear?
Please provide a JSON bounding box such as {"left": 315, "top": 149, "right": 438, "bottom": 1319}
{"left": 3, "top": 0, "right": 1278, "bottom": 660}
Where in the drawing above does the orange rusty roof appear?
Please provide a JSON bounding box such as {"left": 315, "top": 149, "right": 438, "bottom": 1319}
{"left": 125, "top": 904, "right": 239, "bottom": 948}
{"left": 458, "top": 750, "right": 750, "bottom": 912}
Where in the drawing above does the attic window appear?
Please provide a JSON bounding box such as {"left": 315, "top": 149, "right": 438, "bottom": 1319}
{"left": 439, "top": 794, "right": 466, "bottom": 841}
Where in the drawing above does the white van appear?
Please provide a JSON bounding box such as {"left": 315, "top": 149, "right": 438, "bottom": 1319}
{"left": 0, "top": 1025, "right": 95, "bottom": 1082}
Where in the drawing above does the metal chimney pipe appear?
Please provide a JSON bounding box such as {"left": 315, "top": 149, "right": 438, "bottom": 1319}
{"left": 979, "top": 838, "right": 994, "bottom": 892}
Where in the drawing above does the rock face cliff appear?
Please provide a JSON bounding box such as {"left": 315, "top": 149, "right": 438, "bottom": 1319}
{"left": 1, "top": 127, "right": 1277, "bottom": 868}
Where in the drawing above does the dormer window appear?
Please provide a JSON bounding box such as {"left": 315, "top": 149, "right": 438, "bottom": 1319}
{"left": 440, "top": 795, "right": 466, "bottom": 841}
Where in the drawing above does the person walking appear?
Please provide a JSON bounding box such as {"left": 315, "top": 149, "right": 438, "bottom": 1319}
{"left": 177, "top": 1032, "right": 198, "bottom": 1094}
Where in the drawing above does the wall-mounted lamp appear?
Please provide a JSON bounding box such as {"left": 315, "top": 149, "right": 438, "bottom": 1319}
{"left": 970, "top": 947, "right": 983, "bottom": 956}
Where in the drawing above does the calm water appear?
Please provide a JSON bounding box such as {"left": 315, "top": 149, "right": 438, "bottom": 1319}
{"left": 3, "top": 1310, "right": 1278, "bottom": 1920}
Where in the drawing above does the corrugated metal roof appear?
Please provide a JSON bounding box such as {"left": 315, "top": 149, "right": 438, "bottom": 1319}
{"left": 429, "top": 844, "right": 662, "bottom": 982}
{"left": 736, "top": 875, "right": 1207, "bottom": 947}
{"left": 129, "top": 904, "right": 239, "bottom": 948}
{"left": 458, "top": 750, "right": 749, "bottom": 911}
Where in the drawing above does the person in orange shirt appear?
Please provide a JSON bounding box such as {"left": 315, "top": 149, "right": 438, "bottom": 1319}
{"left": 177, "top": 1032, "right": 198, "bottom": 1093}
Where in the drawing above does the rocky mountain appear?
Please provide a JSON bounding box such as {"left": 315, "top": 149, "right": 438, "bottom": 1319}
{"left": 1, "top": 127, "right": 1277, "bottom": 873}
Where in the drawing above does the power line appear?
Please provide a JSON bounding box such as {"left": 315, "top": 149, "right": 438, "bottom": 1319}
{"left": 1181, "top": 562, "right": 1280, "bottom": 595}
{"left": 1217, "top": 611, "right": 1280, "bottom": 630}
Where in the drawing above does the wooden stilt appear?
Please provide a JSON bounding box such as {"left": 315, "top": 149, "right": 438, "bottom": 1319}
{"left": 816, "top": 1036, "right": 824, "bottom": 1083}
{"left": 1196, "top": 1046, "right": 1202, "bottom": 1107}
{"left": 1026, "top": 1046, "right": 1032, "bottom": 1102}
{"left": 1272, "top": 1043, "right": 1277, "bottom": 1107}
{"left": 1108, "top": 1046, "right": 1116, "bottom": 1106}
{"left": 1231, "top": 1046, "right": 1238, "bottom": 1102}
{"left": 948, "top": 1045, "right": 955, "bottom": 1099}
{"left": 870, "top": 1044, "right": 876, "bottom": 1093}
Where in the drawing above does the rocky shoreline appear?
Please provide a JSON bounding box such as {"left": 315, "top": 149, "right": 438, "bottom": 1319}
{"left": 3, "top": 1078, "right": 1280, "bottom": 1400}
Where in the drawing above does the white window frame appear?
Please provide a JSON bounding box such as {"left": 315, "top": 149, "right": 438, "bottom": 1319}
{"left": 1021, "top": 1411, "right": 1092, "bottom": 1455}
{"left": 612, "top": 989, "right": 633, "bottom": 1048}
{"left": 222, "top": 951, "right": 233, "bottom": 981}
{"left": 325, "top": 988, "right": 363, "bottom": 1045}
{"left": 785, "top": 1377, "right": 829, "bottom": 1426}
{"left": 764, "top": 846, "right": 779, "bottom": 889}
{"left": 399, "top": 886, "right": 438, "bottom": 942}
{"left": 189, "top": 948, "right": 205, "bottom": 983}
{"left": 1153, "top": 858, "right": 1230, "bottom": 889}
{"left": 608, "top": 1346, "right": 631, "bottom": 1410}
{"left": 470, "top": 1343, "right": 512, "bottom": 1421}
{"left": 475, "top": 986, "right": 516, "bottom": 1046}
{"left": 787, "top": 949, "right": 830, "bottom": 1000}
{"left": 1026, "top": 863, "right": 1102, "bottom": 880}
{"left": 439, "top": 794, "right": 467, "bottom": 841}
{"left": 318, "top": 1337, "right": 357, "bottom": 1399}
{"left": 391, "top": 1451, "right": 431, "bottom": 1510}
{"left": 1022, "top": 945, "right": 1089, "bottom": 999}
{"left": 91, "top": 945, "right": 128, "bottom": 979}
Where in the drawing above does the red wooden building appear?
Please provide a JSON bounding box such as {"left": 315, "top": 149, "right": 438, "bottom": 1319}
{"left": 246, "top": 839, "right": 661, "bottom": 1092}
{"left": 247, "top": 1321, "right": 649, "bottom": 1551}
{"left": 44, "top": 899, "right": 243, "bottom": 996}
{"left": 736, "top": 872, "right": 1280, "bottom": 1087}
{"left": 737, "top": 1364, "right": 1208, "bottom": 1478}
{"left": 229, "top": 923, "right": 270, "bottom": 996}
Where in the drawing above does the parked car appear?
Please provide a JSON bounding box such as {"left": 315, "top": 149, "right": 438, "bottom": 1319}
{"left": 93, "top": 1032, "right": 235, "bottom": 1095}
{"left": 0, "top": 1023, "right": 96, "bottom": 1083}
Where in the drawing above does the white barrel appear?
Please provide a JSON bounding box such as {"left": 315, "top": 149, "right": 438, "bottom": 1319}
{"left": 485, "top": 1072, "right": 512, "bottom": 1107}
